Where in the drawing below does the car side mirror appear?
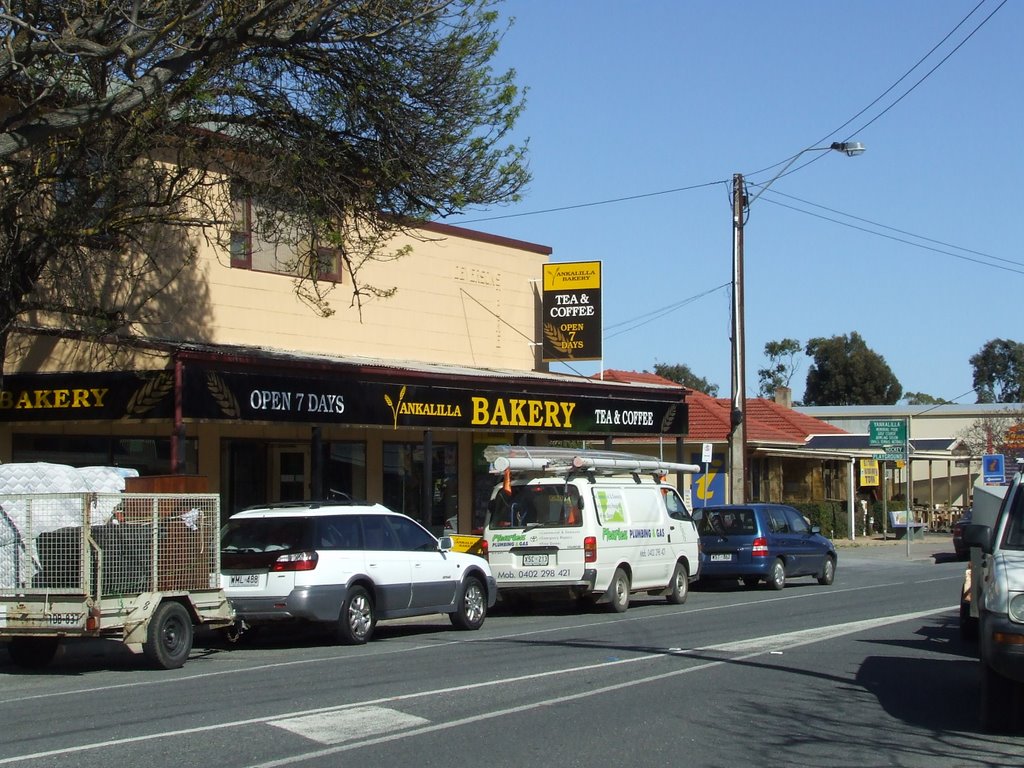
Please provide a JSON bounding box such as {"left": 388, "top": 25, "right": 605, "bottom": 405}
{"left": 962, "top": 523, "right": 993, "bottom": 555}
{"left": 810, "top": 526, "right": 821, "bottom": 535}
{"left": 438, "top": 535, "right": 454, "bottom": 552}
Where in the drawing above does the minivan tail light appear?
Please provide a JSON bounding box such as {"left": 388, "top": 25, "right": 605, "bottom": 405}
{"left": 272, "top": 551, "right": 319, "bottom": 571}
{"left": 480, "top": 538, "right": 489, "bottom": 560}
{"left": 751, "top": 537, "right": 769, "bottom": 557}
{"left": 584, "top": 536, "right": 597, "bottom": 563}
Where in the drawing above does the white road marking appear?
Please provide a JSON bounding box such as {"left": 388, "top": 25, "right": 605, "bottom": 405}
{"left": 269, "top": 706, "right": 428, "bottom": 745}
{"left": 0, "top": 606, "right": 954, "bottom": 766}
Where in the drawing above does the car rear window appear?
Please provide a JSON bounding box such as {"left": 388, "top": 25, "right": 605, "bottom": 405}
{"left": 697, "top": 509, "right": 757, "bottom": 535}
{"left": 221, "top": 517, "right": 314, "bottom": 554}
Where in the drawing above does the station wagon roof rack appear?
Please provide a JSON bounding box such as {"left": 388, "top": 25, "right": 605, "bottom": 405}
{"left": 483, "top": 445, "right": 700, "bottom": 476}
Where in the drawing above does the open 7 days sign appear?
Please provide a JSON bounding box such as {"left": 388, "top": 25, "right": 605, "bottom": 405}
{"left": 541, "top": 261, "right": 602, "bottom": 362}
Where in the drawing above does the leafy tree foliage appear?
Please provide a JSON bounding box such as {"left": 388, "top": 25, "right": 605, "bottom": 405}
{"left": 903, "top": 392, "right": 949, "bottom": 405}
{"left": 957, "top": 406, "right": 1024, "bottom": 462}
{"left": 970, "top": 339, "right": 1024, "bottom": 403}
{"left": 650, "top": 362, "right": 720, "bottom": 396}
{"left": 803, "top": 332, "right": 902, "bottom": 406}
{"left": 0, "top": 0, "right": 528, "bottom": 373}
{"left": 757, "top": 337, "right": 802, "bottom": 398}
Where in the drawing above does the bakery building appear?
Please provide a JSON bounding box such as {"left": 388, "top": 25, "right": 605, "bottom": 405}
{"left": 0, "top": 221, "right": 689, "bottom": 534}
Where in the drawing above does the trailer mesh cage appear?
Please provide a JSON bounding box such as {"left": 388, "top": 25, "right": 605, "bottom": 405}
{"left": 0, "top": 493, "right": 221, "bottom": 596}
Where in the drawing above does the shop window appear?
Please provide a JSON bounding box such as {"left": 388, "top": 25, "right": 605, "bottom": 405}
{"left": 323, "top": 442, "right": 366, "bottom": 501}
{"left": 383, "top": 442, "right": 457, "bottom": 535}
{"left": 12, "top": 434, "right": 198, "bottom": 476}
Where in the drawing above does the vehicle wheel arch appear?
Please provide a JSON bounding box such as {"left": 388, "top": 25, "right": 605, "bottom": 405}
{"left": 346, "top": 575, "right": 377, "bottom": 601}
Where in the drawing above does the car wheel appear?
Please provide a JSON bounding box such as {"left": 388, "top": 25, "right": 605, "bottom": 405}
{"left": 143, "top": 601, "right": 194, "bottom": 670}
{"left": 981, "top": 662, "right": 1024, "bottom": 732}
{"left": 607, "top": 568, "right": 630, "bottom": 613}
{"left": 817, "top": 555, "right": 836, "bottom": 586}
{"left": 768, "top": 559, "right": 786, "bottom": 591}
{"left": 450, "top": 576, "right": 487, "bottom": 630}
{"left": 741, "top": 576, "right": 760, "bottom": 589}
{"left": 666, "top": 562, "right": 689, "bottom": 605}
{"left": 959, "top": 600, "right": 978, "bottom": 642}
{"left": 337, "top": 585, "right": 375, "bottom": 645}
{"left": 7, "top": 637, "right": 60, "bottom": 669}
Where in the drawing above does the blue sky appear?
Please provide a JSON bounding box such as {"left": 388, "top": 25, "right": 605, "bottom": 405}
{"left": 446, "top": 0, "right": 1020, "bottom": 404}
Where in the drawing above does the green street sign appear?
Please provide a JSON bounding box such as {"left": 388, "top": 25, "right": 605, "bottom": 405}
{"left": 869, "top": 419, "right": 907, "bottom": 446}
{"left": 872, "top": 453, "right": 905, "bottom": 462}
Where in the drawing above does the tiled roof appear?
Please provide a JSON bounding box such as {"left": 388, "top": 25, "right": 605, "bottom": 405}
{"left": 595, "top": 370, "right": 846, "bottom": 446}
{"left": 680, "top": 390, "right": 847, "bottom": 445}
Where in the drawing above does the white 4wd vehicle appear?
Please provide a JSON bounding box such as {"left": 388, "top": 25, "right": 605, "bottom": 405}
{"left": 482, "top": 446, "right": 701, "bottom": 612}
{"left": 963, "top": 469, "right": 1024, "bottom": 731}
{"left": 221, "top": 501, "right": 496, "bottom": 644}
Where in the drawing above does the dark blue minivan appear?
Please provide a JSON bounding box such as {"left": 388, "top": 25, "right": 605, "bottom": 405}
{"left": 693, "top": 504, "right": 837, "bottom": 590}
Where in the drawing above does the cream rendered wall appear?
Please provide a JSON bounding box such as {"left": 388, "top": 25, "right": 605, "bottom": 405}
{"left": 201, "top": 224, "right": 550, "bottom": 371}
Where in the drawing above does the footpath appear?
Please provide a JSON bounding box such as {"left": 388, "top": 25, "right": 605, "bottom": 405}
{"left": 833, "top": 531, "right": 957, "bottom": 562}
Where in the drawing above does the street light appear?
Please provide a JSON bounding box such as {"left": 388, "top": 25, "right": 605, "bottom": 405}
{"left": 728, "top": 141, "right": 865, "bottom": 504}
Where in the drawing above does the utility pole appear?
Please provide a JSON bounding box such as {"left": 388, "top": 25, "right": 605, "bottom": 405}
{"left": 729, "top": 173, "right": 747, "bottom": 504}
{"left": 725, "top": 142, "right": 864, "bottom": 506}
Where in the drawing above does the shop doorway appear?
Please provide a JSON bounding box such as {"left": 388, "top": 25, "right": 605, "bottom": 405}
{"left": 272, "top": 444, "right": 309, "bottom": 502}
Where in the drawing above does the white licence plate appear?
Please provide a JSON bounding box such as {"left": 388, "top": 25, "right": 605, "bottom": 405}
{"left": 710, "top": 554, "right": 733, "bottom": 562}
{"left": 522, "top": 554, "right": 549, "bottom": 566}
{"left": 229, "top": 573, "right": 262, "bottom": 587}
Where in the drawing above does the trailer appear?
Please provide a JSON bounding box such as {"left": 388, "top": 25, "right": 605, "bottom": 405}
{"left": 0, "top": 491, "right": 234, "bottom": 669}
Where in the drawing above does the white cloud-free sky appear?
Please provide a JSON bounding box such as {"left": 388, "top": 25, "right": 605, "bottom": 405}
{"left": 447, "top": 0, "right": 1020, "bottom": 403}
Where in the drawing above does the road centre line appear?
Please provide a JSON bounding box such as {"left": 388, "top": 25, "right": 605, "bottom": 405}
{"left": 0, "top": 577, "right": 938, "bottom": 706}
{"left": 0, "top": 606, "right": 955, "bottom": 766}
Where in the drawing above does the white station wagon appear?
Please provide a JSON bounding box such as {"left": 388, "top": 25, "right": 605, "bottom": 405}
{"left": 221, "top": 501, "right": 497, "bottom": 643}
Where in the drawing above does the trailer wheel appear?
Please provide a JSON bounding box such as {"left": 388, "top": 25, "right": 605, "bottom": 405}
{"left": 143, "top": 601, "right": 194, "bottom": 669}
{"left": 7, "top": 637, "right": 59, "bottom": 669}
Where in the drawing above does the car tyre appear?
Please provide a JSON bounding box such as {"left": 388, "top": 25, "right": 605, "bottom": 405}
{"left": 337, "top": 586, "right": 375, "bottom": 645}
{"left": 666, "top": 562, "right": 689, "bottom": 605}
{"left": 768, "top": 559, "right": 786, "bottom": 591}
{"left": 7, "top": 637, "right": 60, "bottom": 669}
{"left": 817, "top": 555, "right": 836, "bottom": 586}
{"left": 450, "top": 576, "right": 487, "bottom": 630}
{"left": 607, "top": 568, "right": 630, "bottom": 613}
{"left": 143, "top": 601, "right": 193, "bottom": 670}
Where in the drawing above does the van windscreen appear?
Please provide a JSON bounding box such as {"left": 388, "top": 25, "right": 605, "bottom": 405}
{"left": 486, "top": 484, "right": 584, "bottom": 529}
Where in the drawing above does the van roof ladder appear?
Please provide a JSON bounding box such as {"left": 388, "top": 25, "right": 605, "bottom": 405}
{"left": 483, "top": 445, "right": 700, "bottom": 477}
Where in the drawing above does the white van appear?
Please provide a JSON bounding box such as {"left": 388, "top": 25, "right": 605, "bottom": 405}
{"left": 481, "top": 446, "right": 701, "bottom": 612}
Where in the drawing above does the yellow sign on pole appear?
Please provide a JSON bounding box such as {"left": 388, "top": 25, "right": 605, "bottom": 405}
{"left": 541, "top": 261, "right": 602, "bottom": 362}
{"left": 859, "top": 458, "right": 879, "bottom": 487}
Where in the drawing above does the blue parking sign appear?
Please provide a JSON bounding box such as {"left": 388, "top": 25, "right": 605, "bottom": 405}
{"left": 983, "top": 453, "right": 1005, "bottom": 484}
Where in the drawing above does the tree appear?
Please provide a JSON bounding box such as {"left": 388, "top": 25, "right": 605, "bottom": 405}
{"left": 757, "top": 338, "right": 802, "bottom": 398}
{"left": 970, "top": 339, "right": 1024, "bottom": 403}
{"left": 0, "top": 0, "right": 528, "bottom": 375}
{"left": 958, "top": 406, "right": 1024, "bottom": 462}
{"left": 803, "top": 332, "right": 902, "bottom": 406}
{"left": 650, "top": 363, "right": 719, "bottom": 396}
{"left": 903, "top": 392, "right": 949, "bottom": 406}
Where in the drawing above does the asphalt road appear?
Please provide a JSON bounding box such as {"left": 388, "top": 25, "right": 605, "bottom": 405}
{"left": 1, "top": 535, "right": 1020, "bottom": 768}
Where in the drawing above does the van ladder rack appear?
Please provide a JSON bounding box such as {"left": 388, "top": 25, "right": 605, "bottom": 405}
{"left": 483, "top": 445, "right": 700, "bottom": 475}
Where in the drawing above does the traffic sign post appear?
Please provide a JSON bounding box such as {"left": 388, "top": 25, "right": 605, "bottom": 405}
{"left": 869, "top": 420, "right": 907, "bottom": 446}
{"left": 870, "top": 418, "right": 913, "bottom": 558}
